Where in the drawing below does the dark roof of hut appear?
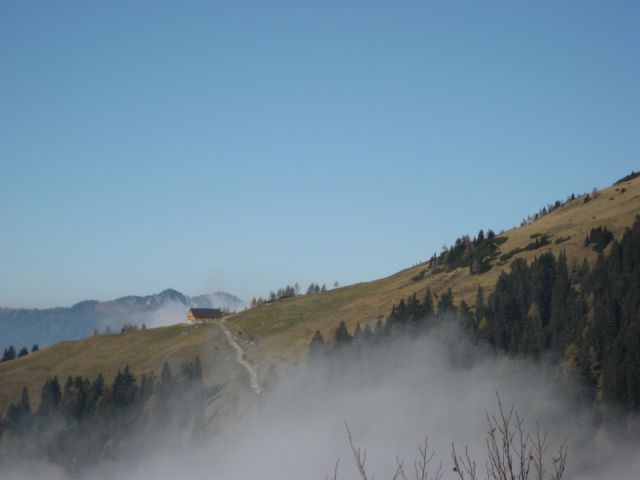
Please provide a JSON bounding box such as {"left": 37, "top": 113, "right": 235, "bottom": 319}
{"left": 188, "top": 308, "right": 224, "bottom": 319}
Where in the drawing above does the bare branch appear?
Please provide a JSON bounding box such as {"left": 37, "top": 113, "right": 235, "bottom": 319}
{"left": 451, "top": 443, "right": 478, "bottom": 480}
{"left": 550, "top": 440, "right": 568, "bottom": 480}
{"left": 415, "top": 436, "right": 442, "bottom": 480}
{"left": 393, "top": 457, "right": 407, "bottom": 480}
{"left": 325, "top": 458, "right": 340, "bottom": 480}
{"left": 339, "top": 394, "right": 567, "bottom": 480}
{"left": 345, "top": 421, "right": 369, "bottom": 480}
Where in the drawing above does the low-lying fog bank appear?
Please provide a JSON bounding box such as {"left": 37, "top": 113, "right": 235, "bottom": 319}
{"left": 3, "top": 323, "right": 639, "bottom": 480}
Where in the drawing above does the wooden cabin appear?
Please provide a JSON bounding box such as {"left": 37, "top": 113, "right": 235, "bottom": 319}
{"left": 187, "top": 308, "right": 224, "bottom": 323}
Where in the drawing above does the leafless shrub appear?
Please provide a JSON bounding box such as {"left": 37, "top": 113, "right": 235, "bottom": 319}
{"left": 451, "top": 394, "right": 567, "bottom": 480}
{"left": 451, "top": 445, "right": 477, "bottom": 480}
{"left": 345, "top": 421, "right": 369, "bottom": 480}
{"left": 326, "top": 459, "right": 339, "bottom": 480}
{"left": 331, "top": 396, "right": 567, "bottom": 480}
{"left": 341, "top": 422, "right": 443, "bottom": 480}
{"left": 416, "top": 436, "right": 443, "bottom": 480}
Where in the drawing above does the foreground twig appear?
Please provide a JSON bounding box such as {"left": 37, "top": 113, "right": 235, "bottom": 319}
{"left": 333, "top": 394, "right": 567, "bottom": 480}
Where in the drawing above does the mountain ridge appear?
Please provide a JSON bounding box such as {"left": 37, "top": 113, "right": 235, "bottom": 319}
{"left": 0, "top": 289, "right": 246, "bottom": 351}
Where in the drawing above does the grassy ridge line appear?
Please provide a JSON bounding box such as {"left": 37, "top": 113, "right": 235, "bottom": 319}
{"left": 0, "top": 175, "right": 638, "bottom": 410}
{"left": 226, "top": 176, "right": 640, "bottom": 378}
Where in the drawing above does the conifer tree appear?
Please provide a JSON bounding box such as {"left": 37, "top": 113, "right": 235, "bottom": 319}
{"left": 38, "top": 377, "right": 62, "bottom": 418}
{"left": 6, "top": 387, "right": 32, "bottom": 432}
{"left": 334, "top": 321, "right": 352, "bottom": 347}
{"left": 549, "top": 251, "right": 570, "bottom": 350}
{"left": 353, "top": 322, "right": 362, "bottom": 341}
{"left": 475, "top": 287, "right": 485, "bottom": 323}
{"left": 309, "top": 330, "right": 326, "bottom": 359}
{"left": 91, "top": 373, "right": 106, "bottom": 408}
{"left": 2, "top": 346, "right": 16, "bottom": 362}
{"left": 437, "top": 289, "right": 455, "bottom": 314}
{"left": 111, "top": 366, "right": 137, "bottom": 408}
{"left": 422, "top": 288, "right": 434, "bottom": 317}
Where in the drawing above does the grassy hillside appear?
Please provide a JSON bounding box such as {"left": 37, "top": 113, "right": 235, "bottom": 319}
{"left": 0, "top": 321, "right": 256, "bottom": 419}
{"left": 1, "top": 174, "right": 638, "bottom": 412}
{"left": 228, "top": 174, "right": 640, "bottom": 378}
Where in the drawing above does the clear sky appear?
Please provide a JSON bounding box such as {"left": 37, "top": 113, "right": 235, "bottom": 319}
{"left": 1, "top": 1, "right": 638, "bottom": 308}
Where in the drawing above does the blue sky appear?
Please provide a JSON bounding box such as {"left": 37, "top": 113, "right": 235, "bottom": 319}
{"left": 1, "top": 1, "right": 638, "bottom": 308}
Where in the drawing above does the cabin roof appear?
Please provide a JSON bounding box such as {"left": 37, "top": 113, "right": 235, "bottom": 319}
{"left": 188, "top": 308, "right": 224, "bottom": 318}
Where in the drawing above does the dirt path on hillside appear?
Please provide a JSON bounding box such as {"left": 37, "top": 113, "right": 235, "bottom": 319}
{"left": 218, "top": 317, "right": 262, "bottom": 395}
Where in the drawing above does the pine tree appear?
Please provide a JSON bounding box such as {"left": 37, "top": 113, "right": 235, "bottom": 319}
{"left": 160, "top": 361, "right": 173, "bottom": 385}
{"left": 309, "top": 330, "right": 326, "bottom": 359}
{"left": 6, "top": 387, "right": 32, "bottom": 432}
{"left": 422, "top": 288, "right": 434, "bottom": 317}
{"left": 19, "top": 386, "right": 31, "bottom": 415}
{"left": 111, "top": 366, "right": 137, "bottom": 408}
{"left": 2, "top": 346, "right": 16, "bottom": 362}
{"left": 156, "top": 361, "right": 175, "bottom": 416}
{"left": 139, "top": 373, "right": 155, "bottom": 403}
{"left": 549, "top": 251, "right": 571, "bottom": 350}
{"left": 437, "top": 289, "right": 455, "bottom": 314}
{"left": 60, "top": 376, "right": 74, "bottom": 419}
{"left": 475, "top": 287, "right": 485, "bottom": 323}
{"left": 91, "top": 373, "right": 106, "bottom": 406}
{"left": 458, "top": 300, "right": 474, "bottom": 331}
{"left": 334, "top": 321, "right": 352, "bottom": 347}
{"left": 522, "top": 302, "right": 544, "bottom": 355}
{"left": 353, "top": 322, "right": 363, "bottom": 342}
{"left": 38, "top": 377, "right": 62, "bottom": 418}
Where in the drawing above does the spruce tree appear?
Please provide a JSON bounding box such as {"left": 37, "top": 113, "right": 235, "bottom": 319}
{"left": 353, "top": 322, "right": 363, "bottom": 344}
{"left": 437, "top": 289, "right": 455, "bottom": 314}
{"left": 309, "top": 330, "right": 326, "bottom": 359}
{"left": 19, "top": 386, "right": 31, "bottom": 416}
{"left": 38, "top": 377, "right": 62, "bottom": 418}
{"left": 549, "top": 251, "right": 570, "bottom": 350}
{"left": 111, "top": 366, "right": 137, "bottom": 408}
{"left": 6, "top": 387, "right": 32, "bottom": 432}
{"left": 422, "top": 288, "right": 434, "bottom": 317}
{"left": 156, "top": 361, "right": 175, "bottom": 417}
{"left": 334, "top": 321, "right": 352, "bottom": 347}
{"left": 2, "top": 346, "right": 16, "bottom": 362}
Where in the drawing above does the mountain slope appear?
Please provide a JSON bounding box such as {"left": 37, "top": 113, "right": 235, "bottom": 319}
{"left": 0, "top": 174, "right": 638, "bottom": 413}
{"left": 226, "top": 174, "right": 640, "bottom": 379}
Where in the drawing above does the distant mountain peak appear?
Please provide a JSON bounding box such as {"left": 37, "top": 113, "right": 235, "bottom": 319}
{"left": 0, "top": 288, "right": 247, "bottom": 350}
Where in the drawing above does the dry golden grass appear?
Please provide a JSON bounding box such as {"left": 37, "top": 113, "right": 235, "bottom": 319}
{"left": 1, "top": 175, "right": 638, "bottom": 411}
{"left": 0, "top": 321, "right": 255, "bottom": 415}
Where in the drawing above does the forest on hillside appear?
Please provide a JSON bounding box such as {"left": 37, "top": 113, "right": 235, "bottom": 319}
{"left": 312, "top": 216, "right": 640, "bottom": 411}
{"left": 0, "top": 357, "right": 217, "bottom": 473}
